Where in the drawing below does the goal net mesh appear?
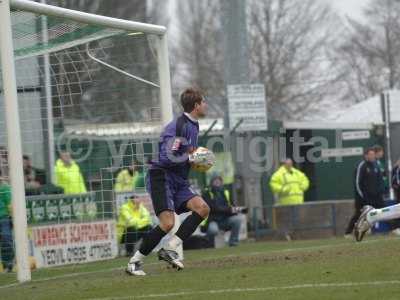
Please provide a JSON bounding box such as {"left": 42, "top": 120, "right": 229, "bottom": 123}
{"left": 0, "top": 5, "right": 166, "bottom": 277}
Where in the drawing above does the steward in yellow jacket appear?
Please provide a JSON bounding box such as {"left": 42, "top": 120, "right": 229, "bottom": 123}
{"left": 269, "top": 159, "right": 310, "bottom": 205}
{"left": 117, "top": 195, "right": 152, "bottom": 255}
{"left": 54, "top": 152, "right": 87, "bottom": 194}
{"left": 114, "top": 166, "right": 145, "bottom": 192}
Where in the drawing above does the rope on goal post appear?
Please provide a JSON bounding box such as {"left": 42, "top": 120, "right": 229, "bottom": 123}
{"left": 85, "top": 43, "right": 160, "bottom": 88}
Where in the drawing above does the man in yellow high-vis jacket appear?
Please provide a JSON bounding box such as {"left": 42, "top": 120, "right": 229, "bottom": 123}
{"left": 269, "top": 159, "right": 310, "bottom": 205}
{"left": 114, "top": 165, "right": 144, "bottom": 192}
{"left": 54, "top": 151, "right": 87, "bottom": 194}
{"left": 117, "top": 195, "right": 152, "bottom": 256}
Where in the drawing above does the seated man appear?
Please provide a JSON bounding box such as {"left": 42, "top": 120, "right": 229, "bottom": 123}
{"left": 117, "top": 194, "right": 152, "bottom": 256}
{"left": 202, "top": 175, "right": 246, "bottom": 247}
{"left": 23, "top": 155, "right": 45, "bottom": 196}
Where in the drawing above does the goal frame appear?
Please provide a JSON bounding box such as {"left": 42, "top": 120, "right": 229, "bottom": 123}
{"left": 0, "top": 0, "right": 173, "bottom": 282}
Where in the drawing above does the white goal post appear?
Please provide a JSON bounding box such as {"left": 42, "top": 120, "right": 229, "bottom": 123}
{"left": 0, "top": 0, "right": 173, "bottom": 282}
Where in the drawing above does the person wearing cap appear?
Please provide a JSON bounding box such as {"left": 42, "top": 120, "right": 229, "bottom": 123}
{"left": 117, "top": 195, "right": 152, "bottom": 256}
{"left": 269, "top": 158, "right": 310, "bottom": 206}
{"left": 201, "top": 175, "right": 245, "bottom": 247}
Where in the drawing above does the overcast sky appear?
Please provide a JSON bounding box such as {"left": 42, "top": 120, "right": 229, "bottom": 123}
{"left": 328, "top": 0, "right": 367, "bottom": 19}
{"left": 167, "top": 0, "right": 368, "bottom": 27}
{"left": 166, "top": 0, "right": 368, "bottom": 41}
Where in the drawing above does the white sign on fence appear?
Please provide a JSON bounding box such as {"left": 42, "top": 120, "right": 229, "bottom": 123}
{"left": 29, "top": 220, "right": 118, "bottom": 268}
{"left": 321, "top": 147, "right": 363, "bottom": 158}
{"left": 342, "top": 131, "right": 370, "bottom": 141}
{"left": 228, "top": 84, "right": 268, "bottom": 131}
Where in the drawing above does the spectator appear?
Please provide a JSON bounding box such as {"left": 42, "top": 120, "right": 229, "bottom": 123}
{"left": 392, "top": 159, "right": 400, "bottom": 202}
{"left": 114, "top": 164, "right": 144, "bottom": 192}
{"left": 23, "top": 155, "right": 43, "bottom": 195}
{"left": 345, "top": 148, "right": 385, "bottom": 236}
{"left": 0, "top": 146, "right": 8, "bottom": 179}
{"left": 269, "top": 158, "right": 310, "bottom": 205}
{"left": 0, "top": 174, "right": 14, "bottom": 272}
{"left": 54, "top": 151, "right": 87, "bottom": 194}
{"left": 202, "top": 175, "right": 246, "bottom": 247}
{"left": 373, "top": 145, "right": 389, "bottom": 195}
{"left": 117, "top": 194, "right": 152, "bottom": 256}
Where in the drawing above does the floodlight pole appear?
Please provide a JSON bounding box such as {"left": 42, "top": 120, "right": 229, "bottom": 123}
{"left": 384, "top": 93, "right": 395, "bottom": 200}
{"left": 0, "top": 0, "right": 31, "bottom": 282}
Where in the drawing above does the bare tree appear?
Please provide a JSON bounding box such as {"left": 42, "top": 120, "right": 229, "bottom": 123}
{"left": 248, "top": 0, "right": 340, "bottom": 120}
{"left": 336, "top": 0, "right": 400, "bottom": 103}
{"left": 172, "top": 0, "right": 225, "bottom": 116}
{"left": 147, "top": 0, "right": 170, "bottom": 27}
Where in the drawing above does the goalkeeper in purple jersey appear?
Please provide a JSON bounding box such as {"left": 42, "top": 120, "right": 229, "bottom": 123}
{"left": 126, "top": 88, "right": 210, "bottom": 276}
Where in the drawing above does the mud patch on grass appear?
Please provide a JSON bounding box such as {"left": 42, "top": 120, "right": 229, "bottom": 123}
{"left": 184, "top": 241, "right": 400, "bottom": 270}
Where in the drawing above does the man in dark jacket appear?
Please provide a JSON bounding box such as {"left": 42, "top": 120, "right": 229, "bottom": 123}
{"left": 392, "top": 160, "right": 400, "bottom": 202}
{"left": 373, "top": 145, "right": 389, "bottom": 196}
{"left": 345, "top": 148, "right": 384, "bottom": 235}
{"left": 202, "top": 175, "right": 245, "bottom": 247}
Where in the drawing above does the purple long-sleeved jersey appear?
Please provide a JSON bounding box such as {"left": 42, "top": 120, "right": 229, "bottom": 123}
{"left": 151, "top": 114, "right": 199, "bottom": 179}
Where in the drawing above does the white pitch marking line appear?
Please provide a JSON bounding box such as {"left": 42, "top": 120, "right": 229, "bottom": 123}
{"left": 0, "top": 237, "right": 396, "bottom": 289}
{"left": 88, "top": 280, "right": 400, "bottom": 300}
{"left": 0, "top": 263, "right": 160, "bottom": 289}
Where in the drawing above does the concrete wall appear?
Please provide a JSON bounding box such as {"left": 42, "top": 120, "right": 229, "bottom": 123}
{"left": 254, "top": 200, "right": 355, "bottom": 240}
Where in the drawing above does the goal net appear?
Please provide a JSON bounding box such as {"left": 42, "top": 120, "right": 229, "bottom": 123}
{"left": 0, "top": 0, "right": 172, "bottom": 282}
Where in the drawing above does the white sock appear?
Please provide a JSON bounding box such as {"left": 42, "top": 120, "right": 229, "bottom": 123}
{"left": 367, "top": 204, "right": 400, "bottom": 224}
{"left": 165, "top": 235, "right": 182, "bottom": 250}
{"left": 130, "top": 251, "right": 146, "bottom": 263}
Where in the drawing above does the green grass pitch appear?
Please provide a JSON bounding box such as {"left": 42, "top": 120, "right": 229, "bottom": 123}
{"left": 1, "top": 237, "right": 400, "bottom": 300}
